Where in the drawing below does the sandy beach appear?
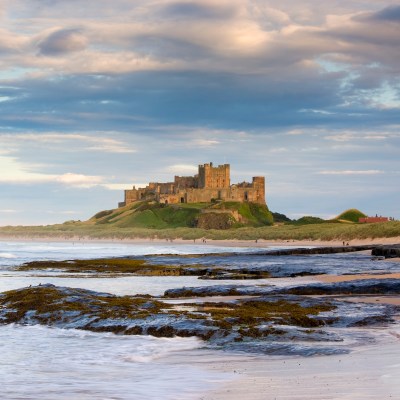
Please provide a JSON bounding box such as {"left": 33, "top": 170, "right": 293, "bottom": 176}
{"left": 1, "top": 237, "right": 399, "bottom": 400}
{"left": 0, "top": 235, "right": 399, "bottom": 248}
{"left": 315, "top": 272, "right": 400, "bottom": 283}
{"left": 200, "top": 338, "right": 400, "bottom": 399}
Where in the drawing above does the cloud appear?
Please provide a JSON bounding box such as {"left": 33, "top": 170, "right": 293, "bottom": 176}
{"left": 0, "top": 155, "right": 104, "bottom": 187}
{"left": 0, "top": 2, "right": 399, "bottom": 131}
{"left": 363, "top": 5, "right": 400, "bottom": 22}
{"left": 160, "top": 2, "right": 237, "bottom": 20}
{"left": 0, "top": 170, "right": 104, "bottom": 187}
{"left": 38, "top": 28, "right": 88, "bottom": 55}
{"left": 166, "top": 164, "right": 198, "bottom": 175}
{"left": 325, "top": 131, "right": 398, "bottom": 142}
{"left": 317, "top": 170, "right": 384, "bottom": 175}
{"left": 46, "top": 210, "right": 79, "bottom": 215}
{"left": 55, "top": 173, "right": 103, "bottom": 187}
{"left": 191, "top": 138, "right": 220, "bottom": 147}
{"left": 0, "top": 132, "right": 136, "bottom": 153}
{"left": 101, "top": 183, "right": 142, "bottom": 190}
{"left": 0, "top": 1, "right": 399, "bottom": 223}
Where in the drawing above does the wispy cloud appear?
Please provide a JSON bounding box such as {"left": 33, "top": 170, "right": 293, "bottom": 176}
{"left": 325, "top": 132, "right": 396, "bottom": 142}
{"left": 46, "top": 210, "right": 80, "bottom": 215}
{"left": 166, "top": 164, "right": 198, "bottom": 174}
{"left": 0, "top": 1, "right": 399, "bottom": 224}
{"left": 317, "top": 170, "right": 384, "bottom": 175}
{"left": 0, "top": 171, "right": 104, "bottom": 187}
{"left": 101, "top": 183, "right": 145, "bottom": 190}
{"left": 0, "top": 155, "right": 104, "bottom": 187}
{"left": 0, "top": 133, "right": 136, "bottom": 153}
{"left": 191, "top": 139, "right": 220, "bottom": 147}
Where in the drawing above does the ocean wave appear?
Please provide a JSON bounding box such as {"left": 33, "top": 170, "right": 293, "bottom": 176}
{"left": 0, "top": 324, "right": 223, "bottom": 400}
{"left": 0, "top": 253, "right": 17, "bottom": 259}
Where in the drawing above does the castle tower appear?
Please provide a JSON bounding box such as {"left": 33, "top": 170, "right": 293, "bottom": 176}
{"left": 252, "top": 177, "right": 265, "bottom": 204}
{"left": 198, "top": 162, "right": 230, "bottom": 189}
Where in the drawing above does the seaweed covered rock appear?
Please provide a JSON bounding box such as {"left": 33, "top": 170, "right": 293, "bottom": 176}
{"left": 0, "top": 284, "right": 334, "bottom": 340}
{"left": 164, "top": 279, "right": 400, "bottom": 297}
{"left": 1, "top": 284, "right": 397, "bottom": 355}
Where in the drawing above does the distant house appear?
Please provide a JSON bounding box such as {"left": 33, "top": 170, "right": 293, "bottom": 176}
{"left": 359, "top": 216, "right": 389, "bottom": 223}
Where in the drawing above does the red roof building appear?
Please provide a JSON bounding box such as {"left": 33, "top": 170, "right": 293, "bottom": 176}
{"left": 359, "top": 217, "right": 389, "bottom": 223}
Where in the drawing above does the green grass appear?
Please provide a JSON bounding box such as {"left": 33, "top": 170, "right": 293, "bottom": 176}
{"left": 291, "top": 216, "right": 328, "bottom": 225}
{"left": 211, "top": 201, "right": 274, "bottom": 226}
{"left": 1, "top": 220, "right": 399, "bottom": 241}
{"left": 90, "top": 202, "right": 201, "bottom": 229}
{"left": 334, "top": 208, "right": 367, "bottom": 223}
{"left": 1, "top": 201, "right": 397, "bottom": 241}
{"left": 85, "top": 201, "right": 274, "bottom": 230}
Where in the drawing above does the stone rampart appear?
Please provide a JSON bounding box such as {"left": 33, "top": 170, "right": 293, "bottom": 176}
{"left": 122, "top": 162, "right": 266, "bottom": 207}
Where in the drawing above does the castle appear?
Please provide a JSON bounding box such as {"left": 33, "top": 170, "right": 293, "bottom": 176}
{"left": 119, "top": 162, "right": 266, "bottom": 207}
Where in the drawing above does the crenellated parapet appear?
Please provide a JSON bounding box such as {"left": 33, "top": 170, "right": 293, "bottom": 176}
{"left": 121, "top": 162, "right": 266, "bottom": 207}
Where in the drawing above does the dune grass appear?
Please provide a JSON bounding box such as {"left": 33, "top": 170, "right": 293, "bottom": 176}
{"left": 1, "top": 220, "right": 399, "bottom": 241}
{"left": 333, "top": 208, "right": 367, "bottom": 223}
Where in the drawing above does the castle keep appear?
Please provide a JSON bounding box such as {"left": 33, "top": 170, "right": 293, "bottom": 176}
{"left": 120, "top": 163, "right": 266, "bottom": 207}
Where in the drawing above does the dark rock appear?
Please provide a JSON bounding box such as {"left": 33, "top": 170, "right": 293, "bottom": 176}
{"left": 371, "top": 245, "right": 400, "bottom": 259}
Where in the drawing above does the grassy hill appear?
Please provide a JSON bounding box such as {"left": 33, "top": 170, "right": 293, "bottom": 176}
{"left": 290, "top": 216, "right": 327, "bottom": 225}
{"left": 1, "top": 204, "right": 398, "bottom": 241}
{"left": 334, "top": 208, "right": 367, "bottom": 223}
{"left": 89, "top": 201, "right": 274, "bottom": 230}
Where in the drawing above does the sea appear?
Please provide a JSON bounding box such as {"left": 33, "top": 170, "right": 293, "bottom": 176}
{"left": 0, "top": 240, "right": 399, "bottom": 399}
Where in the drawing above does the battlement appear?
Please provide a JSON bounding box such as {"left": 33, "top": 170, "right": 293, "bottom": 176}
{"left": 121, "top": 163, "right": 266, "bottom": 207}
{"left": 198, "top": 162, "right": 230, "bottom": 189}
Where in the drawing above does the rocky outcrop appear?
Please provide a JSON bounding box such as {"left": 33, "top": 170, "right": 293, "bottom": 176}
{"left": 371, "top": 245, "right": 400, "bottom": 259}
{"left": 164, "top": 279, "right": 400, "bottom": 297}
{"left": 252, "top": 245, "right": 376, "bottom": 256}
{"left": 1, "top": 284, "right": 398, "bottom": 356}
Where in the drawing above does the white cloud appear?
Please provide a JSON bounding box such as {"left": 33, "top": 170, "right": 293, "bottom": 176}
{"left": 317, "top": 170, "right": 384, "bottom": 175}
{"left": 0, "top": 132, "right": 136, "bottom": 153}
{"left": 0, "top": 0, "right": 397, "bottom": 78}
{"left": 101, "top": 183, "right": 144, "bottom": 190}
{"left": 46, "top": 210, "right": 79, "bottom": 215}
{"left": 55, "top": 173, "right": 103, "bottom": 187}
{"left": 325, "top": 132, "right": 396, "bottom": 142}
{"left": 166, "top": 164, "right": 198, "bottom": 174}
{"left": 0, "top": 155, "right": 104, "bottom": 187}
{"left": 268, "top": 147, "right": 289, "bottom": 153}
{"left": 191, "top": 139, "right": 220, "bottom": 147}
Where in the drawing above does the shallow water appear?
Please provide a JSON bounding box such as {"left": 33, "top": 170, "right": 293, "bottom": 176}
{"left": 0, "top": 241, "right": 280, "bottom": 295}
{"left": 0, "top": 324, "right": 230, "bottom": 400}
{"left": 1, "top": 240, "right": 399, "bottom": 399}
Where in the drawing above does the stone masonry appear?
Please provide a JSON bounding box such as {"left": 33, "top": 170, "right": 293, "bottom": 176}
{"left": 119, "top": 162, "right": 266, "bottom": 207}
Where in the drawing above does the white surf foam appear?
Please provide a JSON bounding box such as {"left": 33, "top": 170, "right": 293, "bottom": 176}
{"left": 0, "top": 252, "right": 17, "bottom": 259}
{"left": 0, "top": 324, "right": 228, "bottom": 400}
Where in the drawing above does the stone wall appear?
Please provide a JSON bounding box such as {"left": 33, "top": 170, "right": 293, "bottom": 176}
{"left": 122, "top": 163, "right": 266, "bottom": 206}
{"left": 198, "top": 163, "right": 230, "bottom": 189}
{"left": 174, "top": 176, "right": 198, "bottom": 190}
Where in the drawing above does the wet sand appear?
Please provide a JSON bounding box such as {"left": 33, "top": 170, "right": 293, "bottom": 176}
{"left": 200, "top": 338, "right": 400, "bottom": 399}
{"left": 0, "top": 235, "right": 399, "bottom": 248}
{"left": 314, "top": 272, "right": 400, "bottom": 283}
{"left": 1, "top": 237, "right": 399, "bottom": 399}
{"left": 192, "top": 248, "right": 400, "bottom": 399}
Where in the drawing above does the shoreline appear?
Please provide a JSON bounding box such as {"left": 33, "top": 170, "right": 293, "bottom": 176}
{"left": 199, "top": 335, "right": 400, "bottom": 400}
{"left": 1, "top": 234, "right": 400, "bottom": 399}
{"left": 0, "top": 234, "right": 399, "bottom": 248}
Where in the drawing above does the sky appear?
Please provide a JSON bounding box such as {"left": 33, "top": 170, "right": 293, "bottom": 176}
{"left": 0, "top": 0, "right": 399, "bottom": 225}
